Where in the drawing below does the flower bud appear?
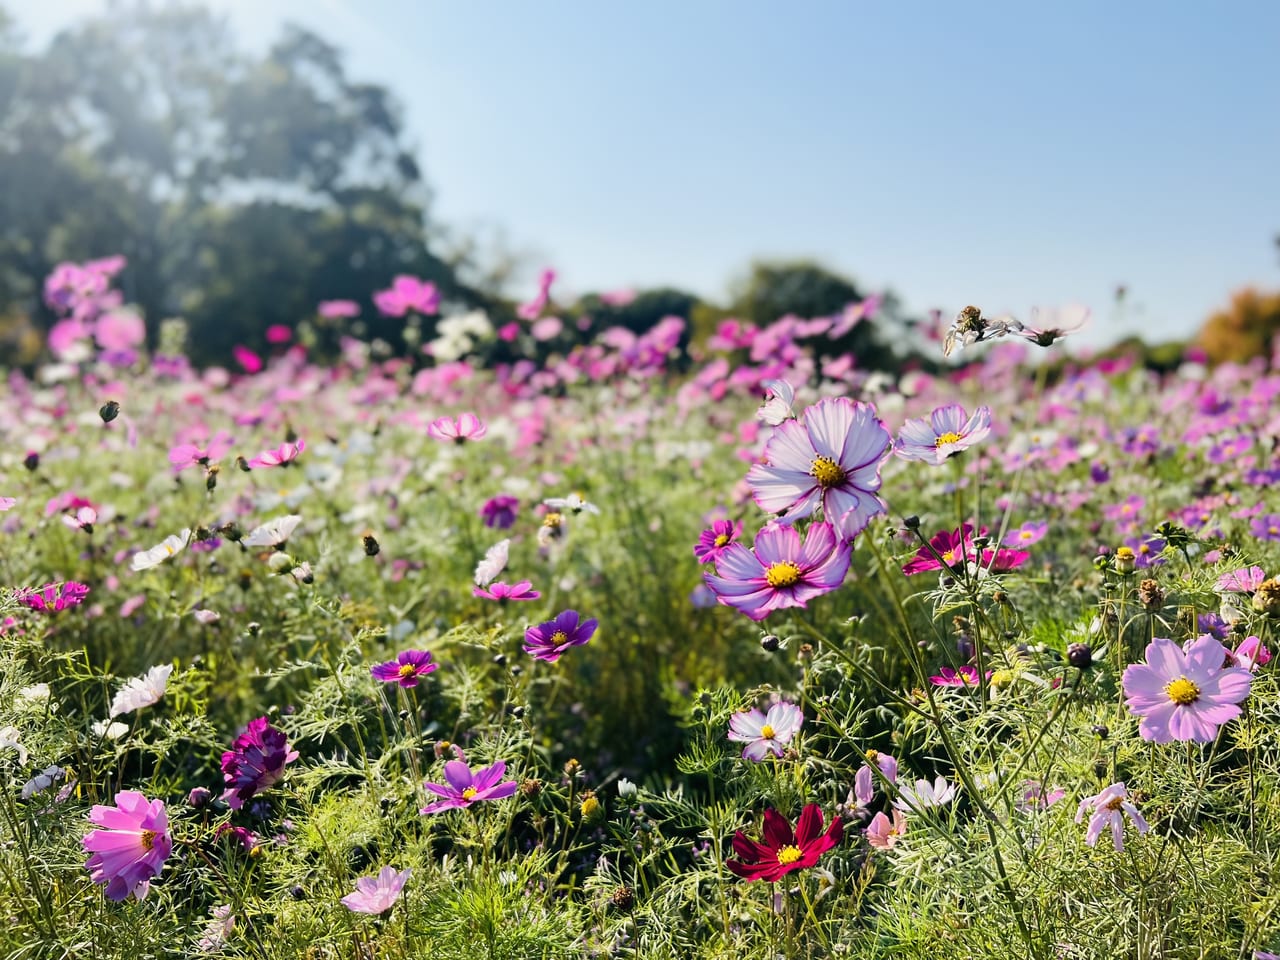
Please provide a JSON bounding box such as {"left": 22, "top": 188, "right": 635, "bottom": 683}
{"left": 188, "top": 787, "right": 213, "bottom": 808}
{"left": 1067, "top": 642, "right": 1093, "bottom": 670}
{"left": 23, "top": 451, "right": 38, "bottom": 471}
{"left": 362, "top": 534, "right": 380, "bottom": 557}
{"left": 760, "top": 634, "right": 781, "bottom": 652}
{"left": 1113, "top": 546, "right": 1136, "bottom": 575}
{"left": 99, "top": 400, "right": 120, "bottom": 423}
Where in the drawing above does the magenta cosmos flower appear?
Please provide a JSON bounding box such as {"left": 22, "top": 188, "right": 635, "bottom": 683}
{"left": 745, "top": 397, "right": 891, "bottom": 540}
{"left": 523, "top": 610, "right": 598, "bottom": 662}
{"left": 370, "top": 650, "right": 438, "bottom": 688}
{"left": 727, "top": 701, "right": 803, "bottom": 761}
{"left": 220, "top": 717, "right": 299, "bottom": 809}
{"left": 473, "top": 581, "right": 541, "bottom": 602}
{"left": 902, "top": 525, "right": 975, "bottom": 576}
{"left": 374, "top": 275, "right": 439, "bottom": 317}
{"left": 693, "top": 519, "right": 743, "bottom": 564}
{"left": 247, "top": 439, "right": 305, "bottom": 469}
{"left": 342, "top": 866, "right": 411, "bottom": 915}
{"left": 894, "top": 404, "right": 992, "bottom": 465}
{"left": 929, "top": 665, "right": 989, "bottom": 687}
{"left": 83, "top": 791, "right": 173, "bottom": 901}
{"left": 480, "top": 495, "right": 519, "bottom": 529}
{"left": 1122, "top": 636, "right": 1252, "bottom": 743}
{"left": 428, "top": 413, "right": 487, "bottom": 443}
{"left": 1075, "top": 782, "right": 1148, "bottom": 852}
{"left": 703, "top": 521, "right": 851, "bottom": 622}
{"left": 420, "top": 759, "right": 518, "bottom": 814}
{"left": 17, "top": 581, "right": 90, "bottom": 612}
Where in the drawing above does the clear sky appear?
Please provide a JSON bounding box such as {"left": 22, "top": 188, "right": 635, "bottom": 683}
{"left": 17, "top": 1, "right": 1280, "bottom": 348}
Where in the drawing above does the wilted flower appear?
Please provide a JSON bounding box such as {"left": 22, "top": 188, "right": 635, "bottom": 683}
{"left": 83, "top": 791, "right": 172, "bottom": 901}
{"left": 725, "top": 805, "right": 843, "bottom": 882}
{"left": 1122, "top": 636, "right": 1251, "bottom": 743}
{"left": 342, "top": 866, "right": 412, "bottom": 915}
{"left": 0, "top": 726, "right": 28, "bottom": 764}
{"left": 109, "top": 664, "right": 173, "bottom": 718}
{"left": 420, "top": 759, "right": 518, "bottom": 814}
{"left": 1075, "top": 782, "right": 1148, "bottom": 852}
{"left": 370, "top": 650, "right": 438, "bottom": 688}
{"left": 727, "top": 701, "right": 803, "bottom": 761}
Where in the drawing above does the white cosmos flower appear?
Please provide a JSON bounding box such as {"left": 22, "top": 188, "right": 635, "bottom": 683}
{"left": 93, "top": 719, "right": 129, "bottom": 740}
{"left": 756, "top": 379, "right": 797, "bottom": 426}
{"left": 242, "top": 514, "right": 302, "bottom": 548}
{"left": 18, "top": 683, "right": 50, "bottom": 702}
{"left": 131, "top": 529, "right": 192, "bottom": 571}
{"left": 474, "top": 538, "right": 510, "bottom": 587}
{"left": 894, "top": 775, "right": 958, "bottom": 813}
{"left": 21, "top": 765, "right": 65, "bottom": 800}
{"left": 542, "top": 493, "right": 600, "bottom": 516}
{"left": 109, "top": 663, "right": 173, "bottom": 718}
{"left": 0, "top": 726, "right": 27, "bottom": 764}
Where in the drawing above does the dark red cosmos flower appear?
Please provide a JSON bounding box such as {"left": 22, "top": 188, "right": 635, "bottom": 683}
{"left": 726, "top": 805, "right": 843, "bottom": 882}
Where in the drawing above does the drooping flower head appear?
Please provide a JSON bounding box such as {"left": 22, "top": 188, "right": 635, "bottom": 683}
{"left": 693, "top": 519, "right": 743, "bottom": 564}
{"left": 220, "top": 717, "right": 299, "bottom": 809}
{"left": 342, "top": 866, "right": 412, "bottom": 915}
{"left": 1075, "top": 781, "right": 1148, "bottom": 851}
{"left": 247, "top": 439, "right": 305, "bottom": 469}
{"left": 82, "top": 791, "right": 172, "bottom": 901}
{"left": 370, "top": 650, "right": 438, "bottom": 688}
{"left": 727, "top": 701, "right": 803, "bottom": 761}
{"left": 703, "top": 521, "right": 851, "bottom": 622}
{"left": 523, "top": 610, "right": 598, "bottom": 662}
{"left": 725, "top": 805, "right": 843, "bottom": 882}
{"left": 745, "top": 397, "right": 892, "bottom": 540}
{"left": 894, "top": 404, "right": 992, "bottom": 465}
{"left": 420, "top": 759, "right": 518, "bottom": 814}
{"left": 480, "top": 495, "right": 519, "bottom": 530}
{"left": 1122, "top": 636, "right": 1252, "bottom": 743}
{"left": 241, "top": 515, "right": 301, "bottom": 549}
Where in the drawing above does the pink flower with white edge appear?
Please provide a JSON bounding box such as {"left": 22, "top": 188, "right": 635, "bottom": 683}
{"left": 1075, "top": 782, "right": 1148, "bottom": 851}
{"left": 428, "top": 414, "right": 487, "bottom": 443}
{"left": 894, "top": 404, "right": 992, "bottom": 465}
{"left": 1122, "top": 636, "right": 1251, "bottom": 743}
{"left": 247, "top": 439, "right": 305, "bottom": 469}
{"left": 727, "top": 701, "right": 803, "bottom": 761}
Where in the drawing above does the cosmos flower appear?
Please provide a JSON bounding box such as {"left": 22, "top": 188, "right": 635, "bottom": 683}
{"left": 703, "top": 521, "right": 851, "bottom": 622}
{"left": 725, "top": 805, "right": 843, "bottom": 882}
{"left": 929, "top": 666, "right": 986, "bottom": 687}
{"left": 16, "top": 581, "right": 90, "bottom": 611}
{"left": 419, "top": 759, "right": 518, "bottom": 814}
{"left": 1232, "top": 636, "right": 1271, "bottom": 672}
{"left": 1251, "top": 514, "right": 1280, "bottom": 542}
{"left": 1122, "top": 636, "right": 1252, "bottom": 743}
{"left": 543, "top": 492, "right": 599, "bottom": 515}
{"left": 865, "top": 809, "right": 907, "bottom": 850}
{"left": 21, "top": 765, "right": 66, "bottom": 800}
{"left": 901, "top": 525, "right": 975, "bottom": 576}
{"left": 61, "top": 506, "right": 98, "bottom": 533}
{"left": 472, "top": 581, "right": 541, "bottom": 602}
{"left": 756, "top": 379, "right": 796, "bottom": 426}
{"left": 745, "top": 397, "right": 892, "bottom": 540}
{"left": 894, "top": 776, "right": 957, "bottom": 813}
{"left": 374, "top": 275, "right": 439, "bottom": 317}
{"left": 131, "top": 530, "right": 192, "bottom": 570}
{"left": 894, "top": 404, "right": 993, "bottom": 465}
{"left": 522, "top": 610, "right": 598, "bottom": 662}
{"left": 474, "top": 539, "right": 510, "bottom": 587}
{"left": 317, "top": 299, "right": 360, "bottom": 318}
{"left": 480, "top": 495, "right": 519, "bottom": 530}
{"left": 1013, "top": 304, "right": 1091, "bottom": 348}
{"left": 1003, "top": 521, "right": 1048, "bottom": 548}
{"left": 854, "top": 751, "right": 899, "bottom": 806}
{"left": 693, "top": 519, "right": 743, "bottom": 564}
{"left": 247, "top": 439, "right": 305, "bottom": 469}
{"left": 427, "top": 414, "right": 487, "bottom": 443}
{"left": 220, "top": 717, "right": 299, "bottom": 809}
{"left": 168, "top": 433, "right": 233, "bottom": 471}
{"left": 370, "top": 650, "right": 438, "bottom": 688}
{"left": 241, "top": 515, "right": 302, "bottom": 549}
{"left": 82, "top": 791, "right": 172, "bottom": 901}
{"left": 1075, "top": 782, "right": 1148, "bottom": 852}
{"left": 109, "top": 664, "right": 173, "bottom": 718}
{"left": 727, "top": 701, "right": 803, "bottom": 761}
{"left": 342, "top": 866, "right": 412, "bottom": 915}
{"left": 1216, "top": 565, "right": 1267, "bottom": 594}
{"left": 0, "top": 726, "right": 27, "bottom": 764}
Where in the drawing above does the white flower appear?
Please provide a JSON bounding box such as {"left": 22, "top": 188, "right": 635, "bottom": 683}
{"left": 474, "top": 538, "right": 510, "bottom": 587}
{"left": 18, "top": 683, "right": 50, "bottom": 702}
{"left": 109, "top": 663, "right": 173, "bottom": 718}
{"left": 543, "top": 493, "right": 600, "bottom": 516}
{"left": 93, "top": 719, "right": 129, "bottom": 740}
{"left": 192, "top": 609, "right": 221, "bottom": 625}
{"left": 756, "top": 379, "right": 796, "bottom": 426}
{"left": 894, "top": 775, "right": 957, "bottom": 813}
{"left": 242, "top": 514, "right": 302, "bottom": 548}
{"left": 131, "top": 529, "right": 192, "bottom": 571}
{"left": 196, "top": 905, "right": 235, "bottom": 952}
{"left": 289, "top": 562, "right": 314, "bottom": 584}
{"left": 0, "top": 726, "right": 27, "bottom": 764}
{"left": 21, "top": 765, "right": 65, "bottom": 800}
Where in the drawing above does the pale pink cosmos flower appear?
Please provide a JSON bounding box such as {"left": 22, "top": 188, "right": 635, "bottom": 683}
{"left": 894, "top": 404, "right": 992, "bottom": 465}
{"left": 854, "top": 751, "right": 899, "bottom": 805}
{"left": 865, "top": 809, "right": 907, "bottom": 850}
{"left": 317, "top": 299, "right": 360, "bottom": 318}
{"left": 1122, "top": 636, "right": 1251, "bottom": 743}
{"left": 1217, "top": 566, "right": 1267, "bottom": 594}
{"left": 168, "top": 431, "right": 234, "bottom": 471}
{"left": 1075, "top": 782, "right": 1148, "bottom": 852}
{"left": 428, "top": 414, "right": 487, "bottom": 443}
{"left": 517, "top": 268, "right": 556, "bottom": 320}
{"left": 61, "top": 506, "right": 98, "bottom": 532}
{"left": 0, "top": 497, "right": 15, "bottom": 511}
{"left": 342, "top": 866, "right": 411, "bottom": 915}
{"left": 727, "top": 701, "right": 803, "bottom": 761}
{"left": 247, "top": 439, "right": 305, "bottom": 469}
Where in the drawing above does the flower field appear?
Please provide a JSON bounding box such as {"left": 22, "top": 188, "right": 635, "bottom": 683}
{"left": 3, "top": 260, "right": 1280, "bottom": 959}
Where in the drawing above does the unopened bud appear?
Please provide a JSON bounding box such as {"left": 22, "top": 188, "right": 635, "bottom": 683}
{"left": 760, "top": 634, "right": 781, "bottom": 652}
{"left": 1067, "top": 642, "right": 1093, "bottom": 670}
{"left": 362, "top": 534, "right": 380, "bottom": 557}
{"left": 99, "top": 400, "right": 120, "bottom": 423}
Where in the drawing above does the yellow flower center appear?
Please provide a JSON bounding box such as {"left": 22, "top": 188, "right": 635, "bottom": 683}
{"left": 543, "top": 512, "right": 563, "bottom": 528}
{"left": 1165, "top": 676, "right": 1200, "bottom": 705}
{"left": 462, "top": 787, "right": 478, "bottom": 800}
{"left": 941, "top": 549, "right": 958, "bottom": 564}
{"left": 865, "top": 749, "right": 879, "bottom": 762}
{"left": 760, "top": 725, "right": 776, "bottom": 740}
{"left": 809, "top": 456, "right": 847, "bottom": 488}
{"left": 714, "top": 534, "right": 730, "bottom": 547}
{"left": 550, "top": 630, "right": 569, "bottom": 646}
{"left": 765, "top": 561, "right": 802, "bottom": 588}
{"left": 398, "top": 663, "right": 418, "bottom": 679}
{"left": 139, "top": 830, "right": 156, "bottom": 851}
{"left": 934, "top": 431, "right": 963, "bottom": 447}
{"left": 776, "top": 845, "right": 803, "bottom": 865}
{"left": 990, "top": 669, "right": 1014, "bottom": 689}
{"left": 1115, "top": 547, "right": 1135, "bottom": 560}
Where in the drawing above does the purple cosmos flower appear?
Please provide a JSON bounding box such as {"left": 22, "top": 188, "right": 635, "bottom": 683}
{"left": 745, "top": 397, "right": 892, "bottom": 540}
{"left": 420, "top": 759, "right": 518, "bottom": 814}
{"left": 929, "top": 666, "right": 988, "bottom": 687}
{"left": 854, "top": 750, "right": 899, "bottom": 805}
{"left": 1251, "top": 514, "right": 1280, "bottom": 542}
{"left": 1122, "top": 636, "right": 1252, "bottom": 743}
{"left": 370, "top": 650, "right": 438, "bottom": 687}
{"left": 703, "top": 521, "right": 851, "bottom": 622}
{"left": 1075, "top": 782, "right": 1148, "bottom": 851}
{"left": 473, "top": 581, "right": 541, "bottom": 602}
{"left": 901, "top": 525, "right": 974, "bottom": 576}
{"left": 342, "top": 866, "right": 411, "bottom": 915}
{"left": 727, "top": 701, "right": 803, "bottom": 761}
{"left": 1121, "top": 535, "right": 1166, "bottom": 568}
{"left": 522, "top": 610, "right": 598, "bottom": 662}
{"left": 220, "top": 717, "right": 299, "bottom": 809}
{"left": 480, "top": 495, "right": 520, "bottom": 530}
{"left": 693, "top": 519, "right": 743, "bottom": 564}
{"left": 1197, "top": 612, "right": 1229, "bottom": 641}
{"left": 17, "top": 581, "right": 90, "bottom": 612}
{"left": 1003, "top": 521, "right": 1048, "bottom": 548}
{"left": 894, "top": 404, "right": 993, "bottom": 465}
{"left": 83, "top": 791, "right": 172, "bottom": 901}
{"left": 1217, "top": 565, "right": 1267, "bottom": 594}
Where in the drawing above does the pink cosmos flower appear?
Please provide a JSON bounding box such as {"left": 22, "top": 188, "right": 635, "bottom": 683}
{"left": 233, "top": 345, "right": 263, "bottom": 374}
{"left": 1075, "top": 782, "right": 1148, "bottom": 852}
{"left": 693, "top": 519, "right": 743, "bottom": 564}
{"left": 1018, "top": 780, "right": 1066, "bottom": 812}
{"left": 62, "top": 506, "right": 98, "bottom": 532}
{"left": 865, "top": 809, "right": 907, "bottom": 850}
{"left": 1233, "top": 636, "right": 1271, "bottom": 672}
{"left": 83, "top": 791, "right": 172, "bottom": 901}
{"left": 473, "top": 581, "right": 541, "bottom": 602}
{"left": 703, "top": 521, "right": 851, "bottom": 622}
{"left": 220, "top": 717, "right": 299, "bottom": 809}
{"left": 317, "top": 299, "right": 360, "bottom": 319}
{"left": 168, "top": 432, "right": 234, "bottom": 471}
{"left": 342, "top": 866, "right": 411, "bottom": 915}
{"left": 17, "top": 581, "right": 90, "bottom": 612}
{"left": 929, "top": 665, "right": 988, "bottom": 687}
{"left": 902, "top": 525, "right": 976, "bottom": 576}
{"left": 1003, "top": 521, "right": 1048, "bottom": 548}
{"left": 247, "top": 439, "right": 305, "bottom": 469}
{"left": 1217, "top": 566, "right": 1267, "bottom": 593}
{"left": 1122, "top": 636, "right": 1252, "bottom": 743}
{"left": 374, "top": 275, "right": 439, "bottom": 317}
{"left": 265, "top": 324, "right": 293, "bottom": 344}
{"left": 745, "top": 397, "right": 892, "bottom": 541}
{"left": 419, "top": 759, "right": 517, "bottom": 814}
{"left": 517, "top": 268, "right": 556, "bottom": 320}
{"left": 727, "top": 701, "right": 803, "bottom": 761}
{"left": 854, "top": 751, "right": 899, "bottom": 806}
{"left": 894, "top": 404, "right": 993, "bottom": 465}
{"left": 427, "top": 414, "right": 487, "bottom": 443}
{"left": 0, "top": 497, "right": 15, "bottom": 511}
{"left": 370, "top": 650, "right": 438, "bottom": 688}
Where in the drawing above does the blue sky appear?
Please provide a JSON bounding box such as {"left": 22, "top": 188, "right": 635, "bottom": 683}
{"left": 19, "top": 1, "right": 1280, "bottom": 348}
